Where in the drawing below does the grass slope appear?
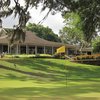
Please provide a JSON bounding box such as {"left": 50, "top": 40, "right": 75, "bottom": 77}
{"left": 0, "top": 58, "right": 100, "bottom": 100}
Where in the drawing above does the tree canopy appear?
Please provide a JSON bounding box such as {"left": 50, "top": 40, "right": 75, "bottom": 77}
{"left": 92, "top": 36, "right": 100, "bottom": 53}
{"left": 59, "top": 12, "right": 84, "bottom": 45}
{"left": 26, "top": 23, "right": 61, "bottom": 42}
{"left": 0, "top": 0, "right": 100, "bottom": 42}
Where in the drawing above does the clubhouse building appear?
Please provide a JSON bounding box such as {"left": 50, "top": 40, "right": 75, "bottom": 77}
{"left": 0, "top": 31, "right": 92, "bottom": 55}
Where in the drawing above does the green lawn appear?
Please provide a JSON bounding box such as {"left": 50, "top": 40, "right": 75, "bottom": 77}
{"left": 0, "top": 58, "right": 100, "bottom": 100}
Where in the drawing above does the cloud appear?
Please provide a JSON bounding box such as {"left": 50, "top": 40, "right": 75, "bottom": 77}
{"left": 29, "top": 6, "right": 64, "bottom": 34}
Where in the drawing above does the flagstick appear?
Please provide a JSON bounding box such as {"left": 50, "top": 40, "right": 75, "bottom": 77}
{"left": 60, "top": 53, "right": 61, "bottom": 59}
{"left": 65, "top": 56, "right": 68, "bottom": 87}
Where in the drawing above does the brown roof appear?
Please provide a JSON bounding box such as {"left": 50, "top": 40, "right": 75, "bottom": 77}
{"left": 0, "top": 31, "right": 76, "bottom": 48}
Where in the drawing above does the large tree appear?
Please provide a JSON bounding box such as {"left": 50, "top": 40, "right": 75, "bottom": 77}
{"left": 59, "top": 12, "right": 84, "bottom": 45}
{"left": 0, "top": 0, "right": 30, "bottom": 43}
{"left": 26, "top": 23, "right": 61, "bottom": 42}
{"left": 59, "top": 12, "right": 93, "bottom": 54}
{"left": 24, "top": 0, "right": 100, "bottom": 42}
{"left": 0, "top": 0, "right": 100, "bottom": 43}
{"left": 92, "top": 36, "right": 100, "bottom": 53}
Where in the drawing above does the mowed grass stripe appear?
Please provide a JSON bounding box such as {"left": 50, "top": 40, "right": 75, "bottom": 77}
{"left": 0, "top": 58, "right": 100, "bottom": 100}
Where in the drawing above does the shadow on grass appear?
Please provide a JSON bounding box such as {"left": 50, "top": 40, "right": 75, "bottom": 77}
{"left": 0, "top": 65, "right": 65, "bottom": 82}
{"left": 0, "top": 82, "right": 100, "bottom": 100}
{"left": 0, "top": 73, "right": 33, "bottom": 81}
{"left": 0, "top": 96, "right": 98, "bottom": 100}
{"left": 0, "top": 58, "right": 100, "bottom": 100}
{"left": 2, "top": 58, "right": 100, "bottom": 81}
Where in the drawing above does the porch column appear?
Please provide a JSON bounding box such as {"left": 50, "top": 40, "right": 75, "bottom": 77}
{"left": 75, "top": 48, "right": 77, "bottom": 55}
{"left": 52, "top": 46, "right": 54, "bottom": 55}
{"left": 18, "top": 44, "right": 20, "bottom": 54}
{"left": 35, "top": 46, "right": 37, "bottom": 54}
{"left": 66, "top": 48, "right": 69, "bottom": 55}
{"left": 1, "top": 44, "right": 3, "bottom": 53}
{"left": 9, "top": 46, "right": 11, "bottom": 54}
{"left": 26, "top": 45, "right": 29, "bottom": 54}
{"left": 44, "top": 46, "right": 46, "bottom": 54}
{"left": 16, "top": 44, "right": 19, "bottom": 54}
{"left": 8, "top": 44, "right": 10, "bottom": 54}
{"left": 0, "top": 44, "right": 3, "bottom": 53}
{"left": 2, "top": 45, "right": 3, "bottom": 52}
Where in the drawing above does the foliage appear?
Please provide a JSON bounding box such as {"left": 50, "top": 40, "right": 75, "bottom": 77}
{"left": 26, "top": 23, "right": 61, "bottom": 42}
{"left": 59, "top": 12, "right": 84, "bottom": 45}
{"left": 77, "top": 0, "right": 100, "bottom": 42}
{"left": 92, "top": 36, "right": 100, "bottom": 53}
{"left": 0, "top": 0, "right": 100, "bottom": 43}
{"left": 0, "top": 0, "right": 30, "bottom": 44}
{"left": 24, "top": 0, "right": 100, "bottom": 42}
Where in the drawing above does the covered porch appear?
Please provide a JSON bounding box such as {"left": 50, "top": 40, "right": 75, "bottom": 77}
{"left": 0, "top": 31, "right": 78, "bottom": 55}
{"left": 0, "top": 44, "right": 58, "bottom": 55}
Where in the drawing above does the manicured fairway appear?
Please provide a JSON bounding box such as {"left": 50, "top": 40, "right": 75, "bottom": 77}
{"left": 0, "top": 58, "right": 100, "bottom": 100}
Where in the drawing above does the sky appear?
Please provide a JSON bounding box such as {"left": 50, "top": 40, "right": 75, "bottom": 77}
{"left": 2, "top": 0, "right": 65, "bottom": 34}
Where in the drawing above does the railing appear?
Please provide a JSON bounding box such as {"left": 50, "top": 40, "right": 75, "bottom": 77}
{"left": 72, "top": 54, "right": 100, "bottom": 60}
{"left": 71, "top": 54, "right": 100, "bottom": 66}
